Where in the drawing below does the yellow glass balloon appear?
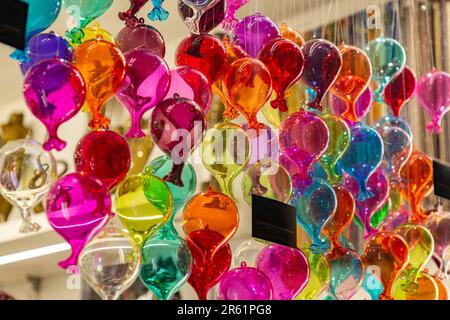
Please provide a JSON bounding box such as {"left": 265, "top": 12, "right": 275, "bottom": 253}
{"left": 126, "top": 135, "right": 154, "bottom": 177}
{"left": 392, "top": 272, "right": 438, "bottom": 300}
{"left": 201, "top": 121, "right": 250, "bottom": 200}
{"left": 70, "top": 22, "right": 115, "bottom": 47}
{"left": 114, "top": 173, "right": 173, "bottom": 245}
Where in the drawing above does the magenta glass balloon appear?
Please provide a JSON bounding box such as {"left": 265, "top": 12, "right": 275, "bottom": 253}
{"left": 256, "top": 245, "right": 309, "bottom": 300}
{"left": 279, "top": 110, "right": 329, "bottom": 193}
{"left": 342, "top": 169, "right": 390, "bottom": 238}
{"left": 116, "top": 23, "right": 166, "bottom": 57}
{"left": 46, "top": 172, "right": 111, "bottom": 269}
{"left": 330, "top": 87, "right": 372, "bottom": 125}
{"left": 217, "top": 262, "right": 273, "bottom": 300}
{"left": 164, "top": 66, "right": 212, "bottom": 113}
{"left": 23, "top": 59, "right": 86, "bottom": 151}
{"left": 223, "top": 0, "right": 250, "bottom": 30}
{"left": 233, "top": 13, "right": 280, "bottom": 58}
{"left": 242, "top": 123, "right": 279, "bottom": 168}
{"left": 416, "top": 69, "right": 450, "bottom": 134}
{"left": 301, "top": 39, "right": 342, "bottom": 111}
{"left": 150, "top": 97, "right": 206, "bottom": 187}
{"left": 116, "top": 48, "right": 170, "bottom": 138}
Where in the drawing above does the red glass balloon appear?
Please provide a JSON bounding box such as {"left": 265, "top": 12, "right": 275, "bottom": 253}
{"left": 116, "top": 23, "right": 166, "bottom": 57}
{"left": 187, "top": 229, "right": 232, "bottom": 300}
{"left": 74, "top": 130, "right": 131, "bottom": 190}
{"left": 258, "top": 38, "right": 305, "bottom": 112}
{"left": 384, "top": 66, "right": 417, "bottom": 117}
{"left": 175, "top": 34, "right": 227, "bottom": 84}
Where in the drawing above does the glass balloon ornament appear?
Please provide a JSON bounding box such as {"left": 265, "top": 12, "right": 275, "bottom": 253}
{"left": 23, "top": 59, "right": 86, "bottom": 151}
{"left": 178, "top": 0, "right": 225, "bottom": 34}
{"left": 433, "top": 276, "right": 449, "bottom": 300}
{"left": 362, "top": 232, "right": 409, "bottom": 300}
{"left": 150, "top": 97, "right": 206, "bottom": 187}
{"left": 148, "top": 0, "right": 169, "bottom": 21}
{"left": 292, "top": 178, "right": 337, "bottom": 254}
{"left": 19, "top": 32, "right": 72, "bottom": 75}
{"left": 119, "top": 0, "right": 149, "bottom": 25}
{"left": 330, "top": 87, "right": 373, "bottom": 123}
{"left": 242, "top": 123, "right": 279, "bottom": 168}
{"left": 201, "top": 121, "right": 250, "bottom": 200}
{"left": 116, "top": 23, "right": 165, "bottom": 57}
{"left": 256, "top": 245, "right": 309, "bottom": 300}
{"left": 70, "top": 22, "right": 115, "bottom": 46}
{"left": 74, "top": 130, "right": 131, "bottom": 190}
{"left": 301, "top": 39, "right": 343, "bottom": 111}
{"left": 381, "top": 127, "right": 413, "bottom": 183}
{"left": 373, "top": 114, "right": 413, "bottom": 139}
{"left": 295, "top": 247, "right": 330, "bottom": 300}
{"left": 78, "top": 220, "right": 141, "bottom": 300}
{"left": 425, "top": 211, "right": 450, "bottom": 280}
{"left": 362, "top": 266, "right": 384, "bottom": 300}
{"left": 114, "top": 173, "right": 173, "bottom": 245}
{"left": 366, "top": 37, "right": 406, "bottom": 102}
{"left": 393, "top": 272, "right": 438, "bottom": 300}
{"left": 233, "top": 13, "right": 280, "bottom": 58}
{"left": 279, "top": 110, "right": 329, "bottom": 192}
{"left": 0, "top": 139, "right": 57, "bottom": 233}
{"left": 116, "top": 48, "right": 171, "bottom": 138}
{"left": 318, "top": 114, "right": 350, "bottom": 185}
{"left": 140, "top": 223, "right": 193, "bottom": 300}
{"left": 330, "top": 44, "right": 372, "bottom": 123}
{"left": 241, "top": 160, "right": 292, "bottom": 206}
{"left": 280, "top": 23, "right": 305, "bottom": 47}
{"left": 233, "top": 238, "right": 267, "bottom": 268}
{"left": 258, "top": 38, "right": 305, "bottom": 112}
{"left": 416, "top": 69, "right": 450, "bottom": 134}
{"left": 384, "top": 66, "right": 417, "bottom": 117}
{"left": 222, "top": 58, "right": 273, "bottom": 129}
{"left": 126, "top": 135, "right": 154, "bottom": 177}
{"left": 72, "top": 39, "right": 126, "bottom": 130}
{"left": 182, "top": 188, "right": 239, "bottom": 260}
{"left": 164, "top": 66, "right": 212, "bottom": 113}
{"left": 217, "top": 262, "right": 272, "bottom": 300}
{"left": 222, "top": 0, "right": 249, "bottom": 30}
{"left": 339, "top": 122, "right": 383, "bottom": 201}
{"left": 46, "top": 172, "right": 111, "bottom": 269}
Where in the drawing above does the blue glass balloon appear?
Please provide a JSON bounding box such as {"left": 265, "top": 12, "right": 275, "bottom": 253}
{"left": 19, "top": 32, "right": 72, "bottom": 75}
{"left": 327, "top": 248, "right": 365, "bottom": 300}
{"left": 362, "top": 266, "right": 383, "bottom": 300}
{"left": 292, "top": 178, "right": 337, "bottom": 254}
{"left": 339, "top": 122, "right": 383, "bottom": 201}
{"left": 11, "top": 0, "right": 62, "bottom": 61}
{"left": 373, "top": 114, "right": 413, "bottom": 139}
{"left": 139, "top": 224, "right": 193, "bottom": 300}
{"left": 149, "top": 0, "right": 169, "bottom": 21}
{"left": 148, "top": 155, "right": 197, "bottom": 220}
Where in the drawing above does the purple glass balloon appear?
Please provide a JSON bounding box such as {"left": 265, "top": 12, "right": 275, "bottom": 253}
{"left": 116, "top": 48, "right": 170, "bottom": 138}
{"left": 164, "top": 66, "right": 212, "bottom": 113}
{"left": 217, "top": 262, "right": 273, "bottom": 300}
{"left": 416, "top": 69, "right": 450, "bottom": 134}
{"left": 256, "top": 244, "right": 309, "bottom": 300}
{"left": 23, "top": 59, "right": 86, "bottom": 151}
{"left": 116, "top": 23, "right": 166, "bottom": 57}
{"left": 342, "top": 169, "right": 390, "bottom": 238}
{"left": 233, "top": 13, "right": 280, "bottom": 58}
{"left": 330, "top": 87, "right": 373, "bottom": 125}
{"left": 20, "top": 32, "right": 72, "bottom": 75}
{"left": 46, "top": 172, "right": 111, "bottom": 269}
{"left": 242, "top": 123, "right": 279, "bottom": 168}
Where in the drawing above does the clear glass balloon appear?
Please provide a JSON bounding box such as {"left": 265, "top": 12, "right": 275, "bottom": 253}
{"left": 232, "top": 238, "right": 267, "bottom": 268}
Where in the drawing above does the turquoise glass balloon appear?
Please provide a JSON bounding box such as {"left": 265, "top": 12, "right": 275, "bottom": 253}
{"left": 139, "top": 224, "right": 193, "bottom": 300}
{"left": 292, "top": 178, "right": 337, "bottom": 254}
{"left": 362, "top": 266, "right": 384, "bottom": 300}
{"left": 148, "top": 155, "right": 197, "bottom": 219}
{"left": 373, "top": 114, "right": 413, "bottom": 139}
{"left": 366, "top": 37, "right": 406, "bottom": 102}
{"left": 339, "top": 122, "right": 383, "bottom": 201}
{"left": 309, "top": 162, "right": 328, "bottom": 180}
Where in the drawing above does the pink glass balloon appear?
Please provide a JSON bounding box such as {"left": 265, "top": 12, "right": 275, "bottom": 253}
{"left": 23, "top": 59, "right": 86, "bottom": 151}
{"left": 416, "top": 70, "right": 450, "bottom": 134}
{"left": 330, "top": 87, "right": 372, "bottom": 125}
{"left": 116, "top": 48, "right": 171, "bottom": 138}
{"left": 164, "top": 66, "right": 212, "bottom": 113}
{"left": 217, "top": 262, "right": 273, "bottom": 300}
{"left": 116, "top": 23, "right": 166, "bottom": 57}
{"left": 279, "top": 110, "right": 329, "bottom": 193}
{"left": 343, "top": 169, "right": 390, "bottom": 238}
{"left": 256, "top": 244, "right": 309, "bottom": 300}
{"left": 222, "top": 0, "right": 250, "bottom": 30}
{"left": 46, "top": 172, "right": 111, "bottom": 269}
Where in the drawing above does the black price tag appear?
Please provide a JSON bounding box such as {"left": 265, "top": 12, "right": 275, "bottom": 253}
{"left": 251, "top": 194, "right": 297, "bottom": 249}
{"left": 433, "top": 160, "right": 450, "bottom": 200}
{"left": 0, "top": 0, "right": 28, "bottom": 50}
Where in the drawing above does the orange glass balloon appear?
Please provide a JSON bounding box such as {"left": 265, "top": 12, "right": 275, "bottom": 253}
{"left": 362, "top": 232, "right": 409, "bottom": 300}
{"left": 280, "top": 23, "right": 305, "bottom": 47}
{"left": 213, "top": 36, "right": 248, "bottom": 120}
{"left": 433, "top": 275, "right": 449, "bottom": 300}
{"left": 330, "top": 44, "right": 372, "bottom": 123}
{"left": 222, "top": 58, "right": 273, "bottom": 129}
{"left": 72, "top": 39, "right": 126, "bottom": 130}
{"left": 322, "top": 186, "right": 356, "bottom": 255}
{"left": 399, "top": 149, "right": 433, "bottom": 223}
{"left": 182, "top": 187, "right": 239, "bottom": 260}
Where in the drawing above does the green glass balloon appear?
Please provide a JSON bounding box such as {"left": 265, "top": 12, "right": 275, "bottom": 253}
{"left": 318, "top": 114, "right": 350, "bottom": 185}
{"left": 140, "top": 224, "right": 193, "bottom": 300}
{"left": 366, "top": 37, "right": 406, "bottom": 102}
{"left": 370, "top": 199, "right": 391, "bottom": 229}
